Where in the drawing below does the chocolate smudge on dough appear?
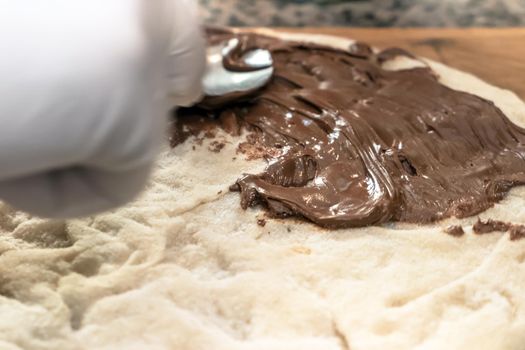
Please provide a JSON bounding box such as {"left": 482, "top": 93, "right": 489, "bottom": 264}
{"left": 173, "top": 30, "right": 525, "bottom": 228}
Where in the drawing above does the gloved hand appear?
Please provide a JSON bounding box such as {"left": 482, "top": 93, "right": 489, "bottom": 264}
{"left": 0, "top": 0, "right": 205, "bottom": 218}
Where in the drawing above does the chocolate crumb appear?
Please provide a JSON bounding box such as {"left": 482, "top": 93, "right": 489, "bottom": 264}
{"left": 287, "top": 227, "right": 291, "bottom": 233}
{"left": 470, "top": 219, "right": 525, "bottom": 241}
{"left": 444, "top": 225, "right": 464, "bottom": 237}
{"left": 204, "top": 130, "right": 216, "bottom": 139}
{"left": 509, "top": 225, "right": 525, "bottom": 241}
{"left": 473, "top": 218, "right": 510, "bottom": 234}
{"left": 208, "top": 140, "right": 225, "bottom": 153}
{"left": 257, "top": 219, "right": 267, "bottom": 227}
{"left": 217, "top": 190, "right": 223, "bottom": 195}
{"left": 192, "top": 145, "right": 196, "bottom": 151}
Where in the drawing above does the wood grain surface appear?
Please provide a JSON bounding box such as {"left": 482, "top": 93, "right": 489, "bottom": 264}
{"left": 275, "top": 28, "right": 525, "bottom": 100}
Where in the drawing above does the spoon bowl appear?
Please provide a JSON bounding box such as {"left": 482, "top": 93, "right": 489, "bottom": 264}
{"left": 202, "top": 38, "right": 274, "bottom": 97}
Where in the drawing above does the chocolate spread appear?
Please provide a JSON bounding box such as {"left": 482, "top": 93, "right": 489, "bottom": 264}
{"left": 174, "top": 30, "right": 525, "bottom": 228}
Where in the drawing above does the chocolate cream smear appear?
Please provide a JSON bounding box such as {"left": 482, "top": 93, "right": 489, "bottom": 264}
{"left": 173, "top": 30, "right": 525, "bottom": 228}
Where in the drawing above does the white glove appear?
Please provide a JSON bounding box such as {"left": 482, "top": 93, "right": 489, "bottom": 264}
{"left": 0, "top": 0, "right": 205, "bottom": 218}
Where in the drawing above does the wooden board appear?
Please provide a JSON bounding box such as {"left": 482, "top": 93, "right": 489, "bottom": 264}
{"left": 275, "top": 28, "right": 525, "bottom": 100}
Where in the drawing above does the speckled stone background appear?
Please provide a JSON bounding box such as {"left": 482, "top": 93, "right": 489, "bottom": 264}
{"left": 199, "top": 0, "right": 525, "bottom": 27}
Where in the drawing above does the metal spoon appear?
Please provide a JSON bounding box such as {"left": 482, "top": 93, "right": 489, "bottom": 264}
{"left": 202, "top": 38, "right": 274, "bottom": 97}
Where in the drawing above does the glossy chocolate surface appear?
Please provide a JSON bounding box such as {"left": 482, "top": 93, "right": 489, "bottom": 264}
{"left": 175, "top": 31, "right": 525, "bottom": 228}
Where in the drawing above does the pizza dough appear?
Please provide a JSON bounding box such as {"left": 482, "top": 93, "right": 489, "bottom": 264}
{"left": 1, "top": 30, "right": 525, "bottom": 350}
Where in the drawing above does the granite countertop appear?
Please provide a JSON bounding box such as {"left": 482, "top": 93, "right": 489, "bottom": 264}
{"left": 199, "top": 0, "right": 525, "bottom": 27}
